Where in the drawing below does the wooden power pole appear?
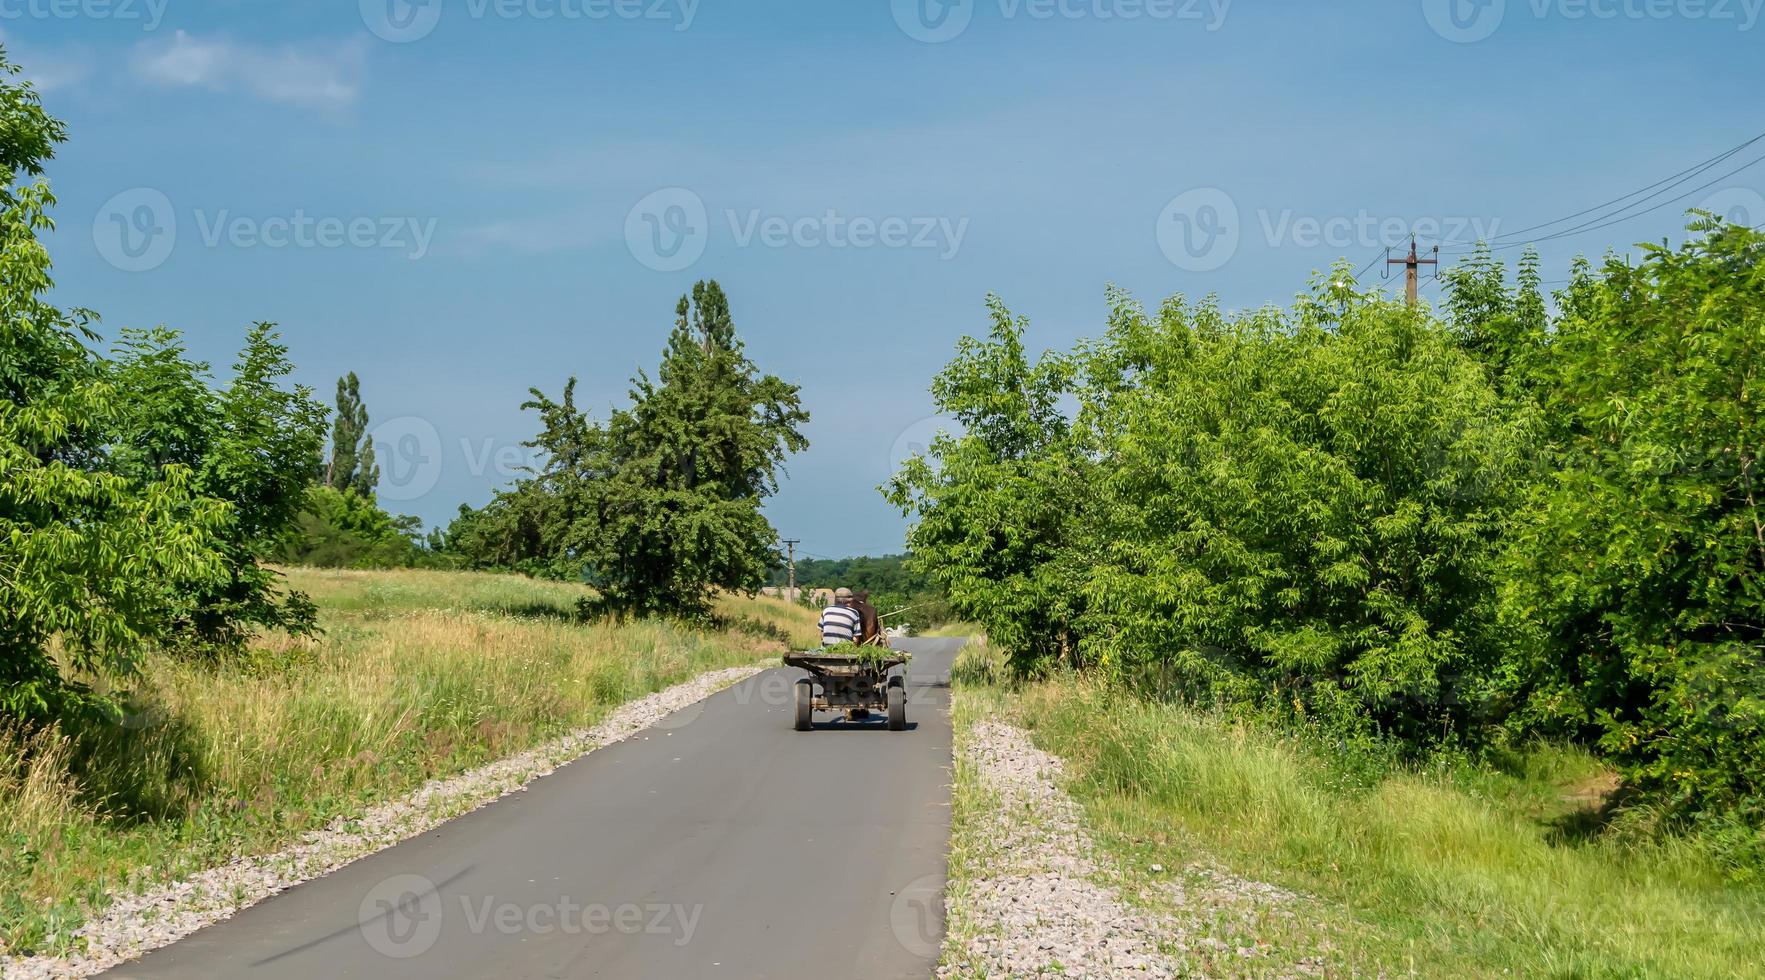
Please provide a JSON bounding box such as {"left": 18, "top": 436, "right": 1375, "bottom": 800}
{"left": 1388, "top": 238, "right": 1439, "bottom": 307}
{"left": 781, "top": 539, "right": 801, "bottom": 600}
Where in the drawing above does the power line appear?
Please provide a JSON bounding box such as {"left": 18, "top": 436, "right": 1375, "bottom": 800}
{"left": 1436, "top": 130, "right": 1765, "bottom": 255}
{"left": 1438, "top": 130, "right": 1765, "bottom": 249}
{"left": 1508, "top": 150, "right": 1765, "bottom": 248}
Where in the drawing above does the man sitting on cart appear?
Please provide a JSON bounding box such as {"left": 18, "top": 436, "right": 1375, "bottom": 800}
{"left": 818, "top": 587, "right": 863, "bottom": 648}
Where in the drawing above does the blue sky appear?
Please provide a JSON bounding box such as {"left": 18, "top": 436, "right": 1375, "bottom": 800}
{"left": 7, "top": 0, "right": 1763, "bottom": 557}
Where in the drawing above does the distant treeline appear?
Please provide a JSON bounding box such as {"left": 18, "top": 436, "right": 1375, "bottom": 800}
{"left": 766, "top": 555, "right": 952, "bottom": 628}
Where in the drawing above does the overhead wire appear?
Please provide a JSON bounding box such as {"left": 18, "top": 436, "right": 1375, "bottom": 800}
{"left": 1434, "top": 130, "right": 1764, "bottom": 249}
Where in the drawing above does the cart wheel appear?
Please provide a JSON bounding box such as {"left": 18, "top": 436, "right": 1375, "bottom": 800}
{"left": 886, "top": 675, "right": 906, "bottom": 731}
{"left": 793, "top": 678, "right": 814, "bottom": 732}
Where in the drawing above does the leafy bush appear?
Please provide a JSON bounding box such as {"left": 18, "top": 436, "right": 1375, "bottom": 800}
{"left": 898, "top": 220, "right": 1765, "bottom": 851}
{"left": 0, "top": 60, "right": 226, "bottom": 722}
{"left": 105, "top": 325, "right": 328, "bottom": 651}
{"left": 894, "top": 285, "right": 1533, "bottom": 745}
{"left": 279, "top": 485, "right": 427, "bottom": 569}
{"left": 1497, "top": 219, "right": 1765, "bottom": 830}
{"left": 884, "top": 297, "right": 1088, "bottom": 672}
{"left": 1075, "top": 286, "right": 1534, "bottom": 745}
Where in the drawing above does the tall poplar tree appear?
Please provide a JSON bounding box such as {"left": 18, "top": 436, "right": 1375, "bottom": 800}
{"left": 325, "top": 371, "right": 378, "bottom": 497}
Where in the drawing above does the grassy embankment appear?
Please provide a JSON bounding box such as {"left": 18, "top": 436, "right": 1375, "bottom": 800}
{"left": 0, "top": 566, "right": 818, "bottom": 956}
{"left": 945, "top": 641, "right": 1765, "bottom": 978}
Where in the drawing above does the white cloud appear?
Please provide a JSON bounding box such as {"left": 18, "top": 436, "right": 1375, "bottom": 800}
{"left": 0, "top": 28, "right": 93, "bottom": 93}
{"left": 130, "top": 31, "right": 366, "bottom": 110}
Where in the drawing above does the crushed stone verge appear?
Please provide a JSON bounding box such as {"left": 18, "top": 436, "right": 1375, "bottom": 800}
{"left": 943, "top": 718, "right": 1307, "bottom": 978}
{"left": 2, "top": 664, "right": 765, "bottom": 980}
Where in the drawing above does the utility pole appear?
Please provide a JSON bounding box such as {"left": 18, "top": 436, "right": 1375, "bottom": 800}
{"left": 1388, "top": 238, "right": 1439, "bottom": 307}
{"left": 781, "top": 539, "right": 801, "bottom": 601}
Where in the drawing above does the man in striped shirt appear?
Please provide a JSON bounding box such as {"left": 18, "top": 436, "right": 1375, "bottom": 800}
{"left": 819, "top": 588, "right": 863, "bottom": 646}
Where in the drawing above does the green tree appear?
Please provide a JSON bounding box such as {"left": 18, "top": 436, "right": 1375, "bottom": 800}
{"left": 1500, "top": 218, "right": 1765, "bottom": 828}
{"left": 324, "top": 371, "right": 378, "bottom": 497}
{"left": 885, "top": 296, "right": 1088, "bottom": 671}
{"left": 0, "top": 55, "right": 226, "bottom": 721}
{"left": 520, "top": 280, "right": 808, "bottom": 616}
{"left": 1074, "top": 284, "right": 1533, "bottom": 742}
{"left": 105, "top": 324, "right": 327, "bottom": 650}
{"left": 280, "top": 485, "right": 423, "bottom": 569}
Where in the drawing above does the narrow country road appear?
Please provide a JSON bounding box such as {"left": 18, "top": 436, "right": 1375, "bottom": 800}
{"left": 100, "top": 638, "right": 959, "bottom": 980}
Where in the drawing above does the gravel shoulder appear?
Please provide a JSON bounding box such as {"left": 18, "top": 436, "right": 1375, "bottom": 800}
{"left": 1, "top": 665, "right": 764, "bottom": 980}
{"left": 941, "top": 694, "right": 1320, "bottom": 978}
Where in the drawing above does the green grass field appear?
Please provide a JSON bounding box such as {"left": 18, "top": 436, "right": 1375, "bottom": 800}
{"left": 948, "top": 644, "right": 1765, "bottom": 978}
{"left": 0, "top": 567, "right": 818, "bottom": 957}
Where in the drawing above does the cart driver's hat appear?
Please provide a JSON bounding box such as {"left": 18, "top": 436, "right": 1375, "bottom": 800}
{"left": 834, "top": 587, "right": 854, "bottom": 601}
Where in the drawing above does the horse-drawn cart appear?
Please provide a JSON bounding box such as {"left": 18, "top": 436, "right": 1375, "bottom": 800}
{"left": 783, "top": 650, "right": 910, "bottom": 732}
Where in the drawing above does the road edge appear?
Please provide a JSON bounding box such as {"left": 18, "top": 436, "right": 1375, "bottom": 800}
{"left": 2, "top": 664, "right": 768, "bottom": 980}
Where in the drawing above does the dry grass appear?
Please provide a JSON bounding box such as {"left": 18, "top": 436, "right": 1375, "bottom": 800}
{"left": 0, "top": 566, "right": 819, "bottom": 956}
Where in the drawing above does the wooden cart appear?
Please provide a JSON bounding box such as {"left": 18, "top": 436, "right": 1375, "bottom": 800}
{"left": 782, "top": 650, "right": 910, "bottom": 732}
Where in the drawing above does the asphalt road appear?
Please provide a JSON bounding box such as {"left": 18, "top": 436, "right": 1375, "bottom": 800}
{"left": 101, "top": 637, "right": 959, "bottom": 980}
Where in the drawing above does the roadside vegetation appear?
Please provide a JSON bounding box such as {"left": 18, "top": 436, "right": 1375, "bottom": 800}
{"left": 1, "top": 568, "right": 816, "bottom": 956}
{"left": 892, "top": 223, "right": 1765, "bottom": 885}
{"left": 947, "top": 641, "right": 1765, "bottom": 976}
{"left": 0, "top": 53, "right": 815, "bottom": 959}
